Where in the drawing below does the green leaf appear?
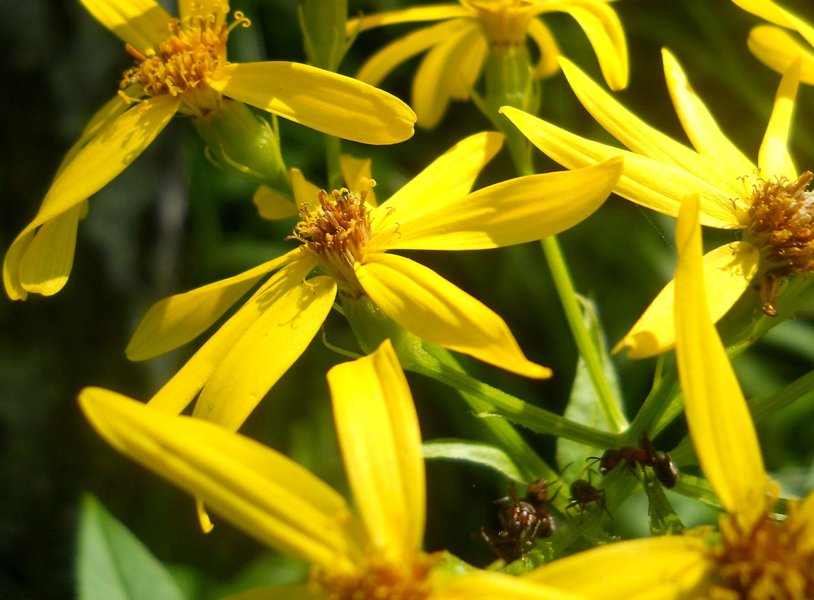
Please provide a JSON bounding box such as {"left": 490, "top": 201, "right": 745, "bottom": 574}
{"left": 642, "top": 477, "right": 684, "bottom": 535}
{"left": 422, "top": 438, "right": 525, "bottom": 482}
{"left": 76, "top": 494, "right": 186, "bottom": 600}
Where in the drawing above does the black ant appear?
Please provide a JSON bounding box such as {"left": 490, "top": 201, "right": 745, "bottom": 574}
{"left": 589, "top": 433, "right": 679, "bottom": 488}
{"left": 479, "top": 479, "right": 558, "bottom": 562}
{"left": 566, "top": 478, "right": 611, "bottom": 517}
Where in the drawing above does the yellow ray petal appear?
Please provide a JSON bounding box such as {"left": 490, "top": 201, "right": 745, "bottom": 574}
{"left": 527, "top": 18, "right": 561, "bottom": 77}
{"left": 499, "top": 106, "right": 739, "bottom": 228}
{"left": 525, "top": 536, "right": 710, "bottom": 598}
{"left": 438, "top": 570, "right": 588, "bottom": 600}
{"left": 372, "top": 132, "right": 503, "bottom": 232}
{"left": 340, "top": 155, "right": 377, "bottom": 207}
{"left": 758, "top": 59, "right": 800, "bottom": 180}
{"left": 126, "top": 249, "right": 301, "bottom": 361}
{"left": 17, "top": 205, "right": 82, "bottom": 296}
{"left": 538, "top": 0, "right": 628, "bottom": 90}
{"left": 356, "top": 253, "right": 551, "bottom": 379}
{"left": 731, "top": 0, "right": 800, "bottom": 30}
{"left": 211, "top": 62, "right": 416, "bottom": 145}
{"left": 381, "top": 158, "right": 621, "bottom": 251}
{"left": 748, "top": 26, "right": 814, "bottom": 85}
{"left": 79, "top": 388, "right": 360, "bottom": 569}
{"left": 328, "top": 340, "right": 425, "bottom": 560}
{"left": 253, "top": 186, "right": 298, "bottom": 221}
{"left": 662, "top": 49, "right": 756, "bottom": 183}
{"left": 348, "top": 5, "right": 467, "bottom": 33}
{"left": 674, "top": 195, "right": 768, "bottom": 524}
{"left": 411, "top": 23, "right": 484, "bottom": 128}
{"left": 614, "top": 241, "right": 759, "bottom": 359}
{"left": 147, "top": 257, "right": 317, "bottom": 415}
{"left": 193, "top": 275, "right": 337, "bottom": 431}
{"left": 219, "top": 584, "right": 318, "bottom": 600}
{"left": 558, "top": 59, "right": 736, "bottom": 196}
{"left": 80, "top": 0, "right": 171, "bottom": 53}
{"left": 290, "top": 168, "right": 322, "bottom": 212}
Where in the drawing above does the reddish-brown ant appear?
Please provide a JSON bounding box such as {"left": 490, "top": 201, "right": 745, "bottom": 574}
{"left": 566, "top": 478, "right": 611, "bottom": 517}
{"left": 589, "top": 433, "right": 679, "bottom": 488}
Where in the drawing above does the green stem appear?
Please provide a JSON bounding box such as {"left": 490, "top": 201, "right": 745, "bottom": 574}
{"left": 324, "top": 134, "right": 342, "bottom": 190}
{"left": 628, "top": 356, "right": 682, "bottom": 439}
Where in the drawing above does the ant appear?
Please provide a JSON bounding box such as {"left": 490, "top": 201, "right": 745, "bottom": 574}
{"left": 479, "top": 479, "right": 558, "bottom": 562}
{"left": 566, "top": 478, "right": 612, "bottom": 517}
{"left": 589, "top": 433, "right": 679, "bottom": 488}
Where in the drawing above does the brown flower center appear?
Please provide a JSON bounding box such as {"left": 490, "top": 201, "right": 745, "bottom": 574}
{"left": 311, "top": 554, "right": 437, "bottom": 600}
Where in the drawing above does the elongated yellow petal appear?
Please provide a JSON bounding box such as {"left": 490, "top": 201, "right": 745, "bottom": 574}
{"left": 538, "top": 0, "right": 628, "bottom": 90}
{"left": 17, "top": 205, "right": 82, "bottom": 296}
{"left": 527, "top": 18, "right": 561, "bottom": 77}
{"left": 732, "top": 0, "right": 800, "bottom": 30}
{"left": 79, "top": 388, "right": 360, "bottom": 569}
{"left": 662, "top": 49, "right": 756, "bottom": 183}
{"left": 381, "top": 158, "right": 621, "bottom": 251}
{"left": 211, "top": 62, "right": 416, "bottom": 145}
{"left": 253, "top": 186, "right": 298, "bottom": 221}
{"left": 328, "top": 340, "right": 425, "bottom": 560}
{"left": 412, "top": 23, "right": 484, "bottom": 128}
{"left": 558, "top": 59, "right": 736, "bottom": 196}
{"left": 614, "top": 241, "right": 759, "bottom": 358}
{"left": 372, "top": 132, "right": 503, "bottom": 236}
{"left": 748, "top": 26, "right": 814, "bottom": 85}
{"left": 438, "top": 570, "right": 588, "bottom": 600}
{"left": 499, "top": 106, "right": 739, "bottom": 228}
{"left": 347, "top": 5, "right": 467, "bottom": 33}
{"left": 148, "top": 257, "right": 317, "bottom": 415}
{"left": 290, "top": 168, "right": 321, "bottom": 212}
{"left": 674, "top": 195, "right": 768, "bottom": 524}
{"left": 126, "top": 249, "right": 300, "bottom": 361}
{"left": 525, "top": 536, "right": 710, "bottom": 598}
{"left": 356, "top": 254, "right": 551, "bottom": 379}
{"left": 758, "top": 59, "right": 800, "bottom": 180}
{"left": 80, "top": 0, "right": 171, "bottom": 53}
{"left": 340, "top": 155, "right": 377, "bottom": 207}
{"left": 220, "top": 584, "right": 317, "bottom": 600}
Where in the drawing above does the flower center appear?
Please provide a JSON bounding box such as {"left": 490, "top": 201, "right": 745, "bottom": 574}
{"left": 120, "top": 7, "right": 250, "bottom": 117}
{"left": 709, "top": 501, "right": 814, "bottom": 599}
{"left": 745, "top": 171, "right": 814, "bottom": 316}
{"left": 291, "top": 188, "right": 373, "bottom": 297}
{"left": 463, "top": 0, "right": 536, "bottom": 47}
{"left": 311, "top": 555, "right": 436, "bottom": 600}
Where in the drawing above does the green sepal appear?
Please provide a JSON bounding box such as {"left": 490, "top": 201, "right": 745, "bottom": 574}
{"left": 298, "top": 0, "right": 350, "bottom": 71}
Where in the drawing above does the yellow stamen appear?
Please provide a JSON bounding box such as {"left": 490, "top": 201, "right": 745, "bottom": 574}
{"left": 311, "top": 554, "right": 437, "bottom": 600}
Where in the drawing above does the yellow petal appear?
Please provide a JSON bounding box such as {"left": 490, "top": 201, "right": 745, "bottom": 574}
{"left": 438, "top": 570, "right": 588, "bottom": 600}
{"left": 356, "top": 253, "right": 551, "bottom": 379}
{"left": 147, "top": 257, "right": 317, "bottom": 415}
{"left": 17, "top": 205, "right": 82, "bottom": 296}
{"left": 126, "top": 249, "right": 300, "bottom": 361}
{"left": 674, "top": 194, "right": 768, "bottom": 524}
{"left": 221, "top": 584, "right": 318, "bottom": 600}
{"left": 527, "top": 18, "right": 561, "bottom": 78}
{"left": 79, "top": 387, "right": 360, "bottom": 569}
{"left": 79, "top": 0, "right": 171, "bottom": 53}
{"left": 758, "top": 59, "right": 800, "bottom": 180}
{"left": 538, "top": 0, "right": 628, "bottom": 90}
{"left": 411, "top": 22, "right": 484, "bottom": 128}
{"left": 253, "top": 186, "right": 298, "bottom": 221}
{"left": 372, "top": 131, "right": 503, "bottom": 235}
{"left": 525, "top": 536, "right": 711, "bottom": 598}
{"left": 662, "top": 49, "right": 756, "bottom": 183}
{"left": 348, "top": 5, "right": 467, "bottom": 33}
{"left": 193, "top": 275, "right": 337, "bottom": 431}
{"left": 211, "top": 62, "right": 416, "bottom": 145}
{"left": 328, "top": 340, "right": 425, "bottom": 560}
{"left": 558, "top": 58, "right": 736, "bottom": 196}
{"left": 380, "top": 158, "right": 622, "bottom": 251}
{"left": 290, "top": 168, "right": 322, "bottom": 211}
{"left": 499, "top": 106, "right": 739, "bottom": 228}
{"left": 340, "top": 155, "right": 377, "bottom": 207}
{"left": 748, "top": 25, "right": 814, "bottom": 85}
{"left": 732, "top": 0, "right": 803, "bottom": 31}
{"left": 614, "top": 241, "right": 759, "bottom": 359}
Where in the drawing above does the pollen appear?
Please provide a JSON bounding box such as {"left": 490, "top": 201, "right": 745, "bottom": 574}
{"left": 311, "top": 554, "right": 436, "bottom": 600}
{"left": 120, "top": 8, "right": 250, "bottom": 117}
{"left": 291, "top": 189, "right": 373, "bottom": 297}
{"left": 745, "top": 171, "right": 814, "bottom": 316}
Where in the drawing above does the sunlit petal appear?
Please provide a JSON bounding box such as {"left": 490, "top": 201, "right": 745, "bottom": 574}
{"left": 614, "top": 241, "right": 759, "bottom": 359}
{"left": 340, "top": 155, "right": 377, "bottom": 207}
{"left": 17, "top": 205, "right": 82, "bottom": 296}
{"left": 732, "top": 0, "right": 801, "bottom": 30}
{"left": 328, "top": 340, "right": 425, "bottom": 560}
{"left": 500, "top": 106, "right": 739, "bottom": 228}
{"left": 80, "top": 0, "right": 171, "bottom": 53}
{"left": 674, "top": 195, "right": 769, "bottom": 525}
{"left": 79, "top": 388, "right": 360, "bottom": 569}
{"left": 290, "top": 168, "right": 322, "bottom": 211}
{"left": 438, "top": 570, "right": 588, "bottom": 600}
{"left": 348, "top": 5, "right": 467, "bottom": 33}
{"left": 211, "top": 62, "right": 416, "bottom": 145}
{"left": 253, "top": 185, "right": 298, "bottom": 221}
{"left": 356, "top": 253, "right": 551, "bottom": 379}
{"left": 193, "top": 275, "right": 337, "bottom": 431}
{"left": 528, "top": 18, "right": 561, "bottom": 77}
{"left": 748, "top": 26, "right": 814, "bottom": 85}
{"left": 758, "top": 59, "right": 800, "bottom": 180}
{"left": 126, "top": 249, "right": 301, "bottom": 361}
{"left": 381, "top": 158, "right": 621, "bottom": 251}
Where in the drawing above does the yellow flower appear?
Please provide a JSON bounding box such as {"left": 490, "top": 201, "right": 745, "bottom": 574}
{"left": 124, "top": 131, "right": 623, "bottom": 431}
{"left": 4, "top": 0, "right": 417, "bottom": 301}
{"left": 732, "top": 0, "right": 814, "bottom": 83}
{"left": 348, "top": 0, "right": 628, "bottom": 128}
{"left": 501, "top": 50, "right": 814, "bottom": 358}
{"left": 518, "top": 195, "right": 814, "bottom": 599}
{"left": 79, "top": 340, "right": 586, "bottom": 600}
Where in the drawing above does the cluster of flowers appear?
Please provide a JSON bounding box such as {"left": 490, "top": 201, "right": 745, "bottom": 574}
{"left": 10, "top": 0, "right": 814, "bottom": 598}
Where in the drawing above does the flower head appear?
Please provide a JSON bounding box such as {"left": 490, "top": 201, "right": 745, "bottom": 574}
{"left": 501, "top": 50, "right": 813, "bottom": 358}
{"left": 125, "top": 132, "right": 622, "bottom": 431}
{"left": 79, "top": 340, "right": 586, "bottom": 600}
{"left": 348, "top": 0, "right": 628, "bottom": 128}
{"left": 4, "top": 0, "right": 417, "bottom": 301}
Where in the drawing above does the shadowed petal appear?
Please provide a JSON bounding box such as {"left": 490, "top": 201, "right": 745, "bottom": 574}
{"left": 439, "top": 570, "right": 588, "bottom": 600}
{"left": 748, "top": 26, "right": 814, "bottom": 85}
{"left": 253, "top": 186, "right": 299, "bottom": 220}
{"left": 340, "top": 155, "right": 377, "bottom": 207}
{"left": 348, "top": 5, "right": 467, "bottom": 33}
{"left": 356, "top": 253, "right": 551, "bottom": 379}
{"left": 16, "top": 205, "right": 83, "bottom": 296}
{"left": 614, "top": 241, "right": 759, "bottom": 359}
{"left": 211, "top": 62, "right": 416, "bottom": 145}
{"left": 758, "top": 59, "right": 800, "bottom": 180}
{"left": 528, "top": 18, "right": 561, "bottom": 77}
{"left": 80, "top": 0, "right": 171, "bottom": 53}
